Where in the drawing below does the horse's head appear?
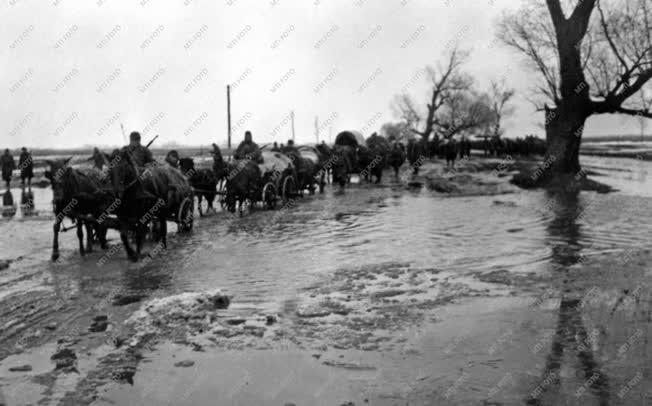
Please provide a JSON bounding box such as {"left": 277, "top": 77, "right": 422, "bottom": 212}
{"left": 44, "top": 157, "right": 72, "bottom": 203}
{"left": 108, "top": 148, "right": 138, "bottom": 199}
{"left": 211, "top": 144, "right": 227, "bottom": 179}
{"left": 179, "top": 157, "right": 195, "bottom": 175}
{"left": 331, "top": 146, "right": 350, "bottom": 186}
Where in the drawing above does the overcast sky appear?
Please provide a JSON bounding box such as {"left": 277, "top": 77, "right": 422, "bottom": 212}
{"left": 0, "top": 0, "right": 648, "bottom": 149}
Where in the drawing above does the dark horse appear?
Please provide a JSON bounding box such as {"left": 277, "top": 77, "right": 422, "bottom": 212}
{"left": 224, "top": 158, "right": 262, "bottom": 215}
{"left": 45, "top": 158, "right": 112, "bottom": 261}
{"left": 179, "top": 157, "right": 217, "bottom": 216}
{"left": 109, "top": 149, "right": 193, "bottom": 261}
{"left": 356, "top": 145, "right": 387, "bottom": 184}
{"left": 211, "top": 143, "right": 228, "bottom": 188}
{"left": 315, "top": 143, "right": 333, "bottom": 184}
{"left": 331, "top": 144, "right": 354, "bottom": 188}
{"left": 298, "top": 145, "right": 327, "bottom": 193}
{"left": 362, "top": 133, "right": 390, "bottom": 184}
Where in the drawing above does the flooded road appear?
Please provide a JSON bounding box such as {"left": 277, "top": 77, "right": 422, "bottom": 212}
{"left": 1, "top": 155, "right": 651, "bottom": 405}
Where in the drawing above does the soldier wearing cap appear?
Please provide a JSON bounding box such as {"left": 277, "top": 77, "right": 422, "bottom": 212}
{"left": 234, "top": 130, "right": 261, "bottom": 162}
{"left": 127, "top": 131, "right": 154, "bottom": 167}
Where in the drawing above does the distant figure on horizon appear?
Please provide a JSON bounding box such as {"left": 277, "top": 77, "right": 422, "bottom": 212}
{"left": 90, "top": 147, "right": 107, "bottom": 170}
{"left": 18, "top": 147, "right": 33, "bottom": 187}
{"left": 281, "top": 139, "right": 299, "bottom": 155}
{"left": 271, "top": 142, "right": 280, "bottom": 152}
{"left": 234, "top": 131, "right": 261, "bottom": 162}
{"left": 1, "top": 149, "right": 16, "bottom": 191}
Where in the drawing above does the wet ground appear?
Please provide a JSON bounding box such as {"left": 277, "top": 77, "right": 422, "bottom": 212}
{"left": 1, "top": 155, "right": 651, "bottom": 405}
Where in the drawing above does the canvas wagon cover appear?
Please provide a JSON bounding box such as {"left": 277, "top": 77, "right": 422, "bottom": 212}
{"left": 258, "top": 150, "right": 294, "bottom": 176}
{"left": 335, "top": 131, "right": 365, "bottom": 147}
{"left": 297, "top": 146, "right": 320, "bottom": 164}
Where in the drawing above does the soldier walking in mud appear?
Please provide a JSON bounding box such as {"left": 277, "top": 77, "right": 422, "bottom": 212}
{"left": 18, "top": 147, "right": 33, "bottom": 187}
{"left": 1, "top": 149, "right": 16, "bottom": 191}
{"left": 234, "top": 130, "right": 261, "bottom": 162}
{"left": 127, "top": 131, "right": 154, "bottom": 167}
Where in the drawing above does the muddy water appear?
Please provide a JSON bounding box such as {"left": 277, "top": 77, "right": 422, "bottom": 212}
{"left": 1, "top": 156, "right": 652, "bottom": 405}
{"left": 116, "top": 156, "right": 652, "bottom": 315}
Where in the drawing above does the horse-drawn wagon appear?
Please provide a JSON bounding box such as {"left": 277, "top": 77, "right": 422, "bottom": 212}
{"left": 223, "top": 148, "right": 298, "bottom": 214}
{"left": 258, "top": 149, "right": 297, "bottom": 207}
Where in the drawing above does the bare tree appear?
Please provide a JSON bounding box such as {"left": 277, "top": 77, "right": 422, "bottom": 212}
{"left": 499, "top": 0, "right": 652, "bottom": 185}
{"left": 488, "top": 79, "right": 516, "bottom": 139}
{"left": 435, "top": 91, "right": 495, "bottom": 139}
{"left": 392, "top": 48, "right": 472, "bottom": 143}
{"left": 380, "top": 121, "right": 412, "bottom": 143}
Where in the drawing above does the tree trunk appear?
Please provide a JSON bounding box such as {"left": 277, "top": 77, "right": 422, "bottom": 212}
{"left": 541, "top": 105, "right": 587, "bottom": 182}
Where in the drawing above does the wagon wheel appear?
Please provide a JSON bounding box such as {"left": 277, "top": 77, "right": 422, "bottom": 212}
{"left": 217, "top": 179, "right": 228, "bottom": 210}
{"left": 281, "top": 176, "right": 296, "bottom": 203}
{"left": 177, "top": 196, "right": 194, "bottom": 232}
{"left": 261, "top": 182, "right": 277, "bottom": 210}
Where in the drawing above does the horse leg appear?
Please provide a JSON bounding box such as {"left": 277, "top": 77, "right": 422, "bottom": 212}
{"left": 97, "top": 224, "right": 108, "bottom": 249}
{"left": 207, "top": 192, "right": 215, "bottom": 212}
{"left": 85, "top": 222, "right": 94, "bottom": 253}
{"left": 52, "top": 217, "right": 62, "bottom": 261}
{"left": 159, "top": 215, "right": 167, "bottom": 249}
{"left": 120, "top": 223, "right": 137, "bottom": 262}
{"left": 135, "top": 225, "right": 145, "bottom": 260}
{"left": 197, "top": 194, "right": 203, "bottom": 217}
{"left": 76, "top": 221, "right": 85, "bottom": 256}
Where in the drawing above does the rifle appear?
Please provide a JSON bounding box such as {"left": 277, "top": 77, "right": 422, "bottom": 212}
{"left": 145, "top": 134, "right": 159, "bottom": 149}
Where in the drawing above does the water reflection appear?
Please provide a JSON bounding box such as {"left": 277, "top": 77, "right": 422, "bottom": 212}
{"left": 2, "top": 191, "right": 16, "bottom": 218}
{"left": 20, "top": 186, "right": 36, "bottom": 217}
{"left": 528, "top": 190, "right": 609, "bottom": 405}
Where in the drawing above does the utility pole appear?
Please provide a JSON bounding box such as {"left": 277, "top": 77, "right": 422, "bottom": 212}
{"left": 227, "top": 85, "right": 232, "bottom": 150}
{"left": 314, "top": 116, "right": 319, "bottom": 143}
{"left": 291, "top": 110, "right": 295, "bottom": 142}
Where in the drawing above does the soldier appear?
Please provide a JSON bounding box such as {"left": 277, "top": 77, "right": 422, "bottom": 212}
{"left": 165, "top": 150, "right": 180, "bottom": 168}
{"left": 127, "top": 131, "right": 154, "bottom": 167}
{"left": 90, "top": 147, "right": 106, "bottom": 170}
{"left": 234, "top": 130, "right": 261, "bottom": 162}
{"left": 271, "top": 142, "right": 280, "bottom": 152}
{"left": 406, "top": 138, "right": 424, "bottom": 175}
{"left": 1, "top": 149, "right": 16, "bottom": 191}
{"left": 18, "top": 147, "right": 33, "bottom": 187}
{"left": 281, "top": 139, "right": 299, "bottom": 155}
{"left": 444, "top": 138, "right": 458, "bottom": 167}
